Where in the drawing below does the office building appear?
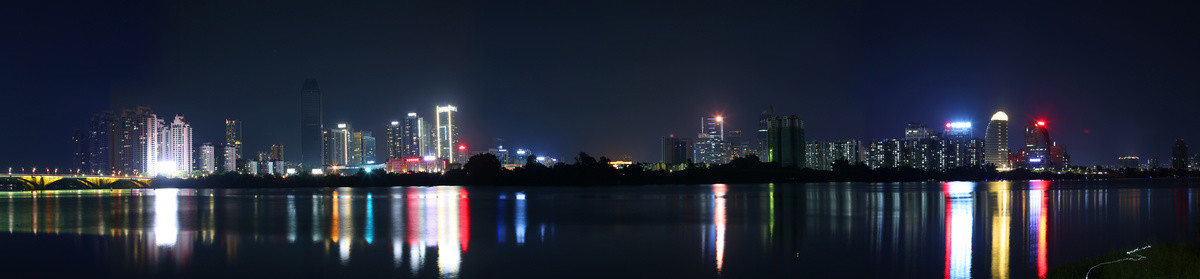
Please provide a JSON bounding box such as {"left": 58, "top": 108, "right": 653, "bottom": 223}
{"left": 386, "top": 121, "right": 402, "bottom": 160}
{"left": 695, "top": 115, "right": 729, "bottom": 164}
{"left": 71, "top": 129, "right": 88, "bottom": 172}
{"left": 225, "top": 118, "right": 242, "bottom": 159}
{"left": 943, "top": 122, "right": 972, "bottom": 140}
{"left": 726, "top": 130, "right": 748, "bottom": 160}
{"left": 905, "top": 123, "right": 931, "bottom": 140}
{"left": 1025, "top": 121, "right": 1052, "bottom": 169}
{"left": 756, "top": 107, "right": 774, "bottom": 161}
{"left": 1118, "top": 156, "right": 1140, "bottom": 169}
{"left": 661, "top": 135, "right": 693, "bottom": 165}
{"left": 300, "top": 78, "right": 324, "bottom": 172}
{"left": 436, "top": 105, "right": 459, "bottom": 163}
{"left": 984, "top": 111, "right": 1011, "bottom": 171}
{"left": 766, "top": 115, "right": 805, "bottom": 168}
{"left": 324, "top": 123, "right": 352, "bottom": 166}
{"left": 86, "top": 112, "right": 114, "bottom": 174}
{"left": 386, "top": 113, "right": 424, "bottom": 160}
{"left": 1172, "top": 139, "right": 1189, "bottom": 170}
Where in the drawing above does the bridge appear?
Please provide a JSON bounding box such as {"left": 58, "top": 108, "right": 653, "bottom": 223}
{"left": 0, "top": 174, "right": 151, "bottom": 190}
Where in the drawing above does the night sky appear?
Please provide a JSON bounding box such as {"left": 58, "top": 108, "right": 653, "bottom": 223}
{"left": 3, "top": 1, "right": 1199, "bottom": 168}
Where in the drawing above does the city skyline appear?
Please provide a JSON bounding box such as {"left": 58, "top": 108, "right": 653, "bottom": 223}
{"left": 5, "top": 2, "right": 1200, "bottom": 169}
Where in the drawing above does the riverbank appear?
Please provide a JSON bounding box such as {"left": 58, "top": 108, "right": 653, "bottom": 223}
{"left": 1048, "top": 240, "right": 1200, "bottom": 278}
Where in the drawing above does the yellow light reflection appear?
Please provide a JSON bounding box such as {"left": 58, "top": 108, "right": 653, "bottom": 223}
{"left": 991, "top": 183, "right": 1011, "bottom": 279}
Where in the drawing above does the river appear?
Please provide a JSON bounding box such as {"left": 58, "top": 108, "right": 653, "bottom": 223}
{"left": 0, "top": 179, "right": 1197, "bottom": 278}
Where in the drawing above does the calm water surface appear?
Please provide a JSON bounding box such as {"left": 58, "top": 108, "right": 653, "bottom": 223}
{"left": 1, "top": 179, "right": 1198, "bottom": 278}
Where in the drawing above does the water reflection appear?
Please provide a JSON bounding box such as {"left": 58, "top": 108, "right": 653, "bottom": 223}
{"left": 0, "top": 182, "right": 1197, "bottom": 278}
{"left": 943, "top": 182, "right": 974, "bottom": 279}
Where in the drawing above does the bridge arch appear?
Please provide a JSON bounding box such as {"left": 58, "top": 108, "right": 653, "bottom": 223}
{"left": 0, "top": 177, "right": 36, "bottom": 190}
{"left": 44, "top": 178, "right": 96, "bottom": 190}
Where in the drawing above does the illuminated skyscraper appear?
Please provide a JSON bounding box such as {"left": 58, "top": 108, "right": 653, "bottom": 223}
{"left": 324, "top": 123, "right": 352, "bottom": 166}
{"left": 354, "top": 131, "right": 376, "bottom": 164}
{"left": 387, "top": 113, "right": 424, "bottom": 160}
{"left": 159, "top": 115, "right": 193, "bottom": 176}
{"left": 386, "top": 121, "right": 402, "bottom": 160}
{"left": 112, "top": 106, "right": 160, "bottom": 176}
{"left": 198, "top": 142, "right": 215, "bottom": 173}
{"left": 225, "top": 118, "right": 242, "bottom": 159}
{"left": 1024, "top": 121, "right": 1051, "bottom": 169}
{"left": 300, "top": 78, "right": 324, "bottom": 171}
{"left": 696, "top": 115, "right": 729, "bottom": 164}
{"left": 403, "top": 113, "right": 424, "bottom": 158}
{"left": 943, "top": 122, "right": 972, "bottom": 140}
{"left": 984, "top": 111, "right": 1011, "bottom": 171}
{"left": 766, "top": 115, "right": 805, "bottom": 168}
{"left": 436, "top": 105, "right": 459, "bottom": 163}
{"left": 1172, "top": 139, "right": 1189, "bottom": 170}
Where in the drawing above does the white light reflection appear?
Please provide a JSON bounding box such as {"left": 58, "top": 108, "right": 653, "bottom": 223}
{"left": 287, "top": 195, "right": 297, "bottom": 243}
{"left": 391, "top": 189, "right": 404, "bottom": 267}
{"left": 714, "top": 184, "right": 727, "bottom": 274}
{"left": 154, "top": 189, "right": 180, "bottom": 247}
{"left": 944, "top": 182, "right": 973, "bottom": 279}
{"left": 400, "top": 187, "right": 470, "bottom": 277}
{"left": 516, "top": 192, "right": 526, "bottom": 245}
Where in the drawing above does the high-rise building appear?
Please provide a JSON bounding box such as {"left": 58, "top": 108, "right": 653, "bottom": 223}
{"left": 766, "top": 115, "right": 805, "bottom": 168}
{"left": 661, "top": 135, "right": 693, "bottom": 165}
{"left": 225, "top": 118, "right": 242, "bottom": 159}
{"left": 808, "top": 140, "right": 863, "bottom": 170}
{"left": 943, "top": 122, "right": 972, "bottom": 140}
{"left": 905, "top": 123, "right": 931, "bottom": 140}
{"left": 324, "top": 123, "right": 352, "bottom": 166}
{"left": 756, "top": 107, "right": 774, "bottom": 161}
{"left": 984, "top": 111, "right": 1011, "bottom": 171}
{"left": 403, "top": 113, "right": 425, "bottom": 158}
{"left": 436, "top": 105, "right": 459, "bottom": 163}
{"left": 112, "top": 106, "right": 160, "bottom": 176}
{"left": 198, "top": 143, "right": 215, "bottom": 173}
{"left": 726, "top": 130, "right": 748, "bottom": 160}
{"left": 269, "top": 144, "right": 284, "bottom": 160}
{"left": 695, "top": 116, "right": 729, "bottom": 164}
{"left": 386, "top": 121, "right": 402, "bottom": 161}
{"left": 86, "top": 112, "right": 114, "bottom": 174}
{"left": 805, "top": 141, "right": 830, "bottom": 170}
{"left": 216, "top": 143, "right": 237, "bottom": 172}
{"left": 300, "top": 78, "right": 324, "bottom": 171}
{"left": 1148, "top": 155, "right": 1162, "bottom": 170}
{"left": 421, "top": 119, "right": 436, "bottom": 157}
{"left": 386, "top": 113, "right": 425, "bottom": 160}
{"left": 1118, "top": 156, "right": 1140, "bottom": 170}
{"left": 71, "top": 129, "right": 89, "bottom": 172}
{"left": 159, "top": 115, "right": 193, "bottom": 176}
{"left": 866, "top": 139, "right": 903, "bottom": 169}
{"left": 1024, "top": 120, "right": 1052, "bottom": 169}
{"left": 1172, "top": 139, "right": 1189, "bottom": 170}
{"left": 359, "top": 131, "right": 376, "bottom": 164}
